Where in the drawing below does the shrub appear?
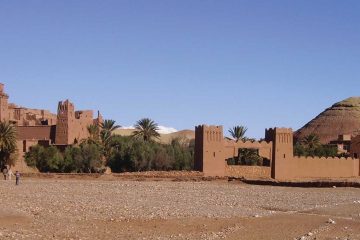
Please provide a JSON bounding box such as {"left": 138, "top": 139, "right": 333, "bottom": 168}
{"left": 294, "top": 142, "right": 338, "bottom": 157}
{"left": 226, "top": 148, "right": 264, "bottom": 166}
{"left": 108, "top": 136, "right": 194, "bottom": 172}
{"left": 25, "top": 143, "right": 104, "bottom": 173}
{"left": 25, "top": 145, "right": 64, "bottom": 172}
{"left": 25, "top": 135, "right": 195, "bottom": 173}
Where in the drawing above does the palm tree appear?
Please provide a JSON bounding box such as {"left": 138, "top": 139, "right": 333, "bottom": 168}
{"left": 302, "top": 134, "right": 321, "bottom": 152}
{"left": 100, "top": 119, "right": 120, "bottom": 160}
{"left": 100, "top": 120, "right": 120, "bottom": 144}
{"left": 101, "top": 120, "right": 121, "bottom": 133}
{"left": 132, "top": 118, "right": 160, "bottom": 142}
{"left": 228, "top": 125, "right": 248, "bottom": 142}
{"left": 0, "top": 121, "right": 17, "bottom": 168}
{"left": 84, "top": 124, "right": 100, "bottom": 144}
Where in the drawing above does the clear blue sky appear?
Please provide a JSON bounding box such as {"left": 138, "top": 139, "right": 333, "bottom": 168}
{"left": 1, "top": 0, "right": 359, "bottom": 138}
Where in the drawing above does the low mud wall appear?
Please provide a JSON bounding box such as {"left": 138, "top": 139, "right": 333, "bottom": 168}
{"left": 239, "top": 179, "right": 360, "bottom": 188}
{"left": 20, "top": 171, "right": 207, "bottom": 181}
{"left": 275, "top": 156, "right": 360, "bottom": 180}
{"left": 225, "top": 165, "right": 271, "bottom": 179}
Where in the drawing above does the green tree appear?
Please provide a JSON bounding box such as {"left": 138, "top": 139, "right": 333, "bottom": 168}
{"left": 314, "top": 144, "right": 338, "bottom": 157}
{"left": 294, "top": 141, "right": 338, "bottom": 158}
{"left": 101, "top": 119, "right": 120, "bottom": 136}
{"left": 107, "top": 135, "right": 194, "bottom": 173}
{"left": 79, "top": 143, "right": 103, "bottom": 173}
{"left": 100, "top": 119, "right": 120, "bottom": 161}
{"left": 228, "top": 125, "right": 248, "bottom": 164}
{"left": 25, "top": 145, "right": 63, "bottom": 172}
{"left": 238, "top": 148, "right": 263, "bottom": 166}
{"left": 228, "top": 125, "right": 248, "bottom": 142}
{"left": 301, "top": 134, "right": 321, "bottom": 155}
{"left": 26, "top": 143, "right": 104, "bottom": 173}
{"left": 0, "top": 121, "right": 17, "bottom": 169}
{"left": 168, "top": 138, "right": 193, "bottom": 170}
{"left": 132, "top": 118, "right": 160, "bottom": 142}
{"left": 42, "top": 146, "right": 64, "bottom": 172}
{"left": 85, "top": 124, "right": 100, "bottom": 144}
{"left": 107, "top": 135, "right": 134, "bottom": 172}
{"left": 294, "top": 142, "right": 306, "bottom": 156}
{"left": 24, "top": 145, "right": 44, "bottom": 168}
{"left": 63, "top": 146, "right": 82, "bottom": 172}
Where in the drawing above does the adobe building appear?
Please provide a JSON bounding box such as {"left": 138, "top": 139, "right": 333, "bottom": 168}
{"left": 0, "top": 83, "right": 102, "bottom": 172}
{"left": 195, "top": 125, "right": 360, "bottom": 180}
{"left": 350, "top": 135, "right": 360, "bottom": 159}
{"left": 329, "top": 134, "right": 352, "bottom": 154}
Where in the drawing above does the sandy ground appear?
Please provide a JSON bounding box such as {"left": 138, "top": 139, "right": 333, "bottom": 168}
{"left": 0, "top": 178, "right": 360, "bottom": 240}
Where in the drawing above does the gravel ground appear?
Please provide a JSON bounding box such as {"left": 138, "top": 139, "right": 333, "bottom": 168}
{"left": 1, "top": 179, "right": 360, "bottom": 239}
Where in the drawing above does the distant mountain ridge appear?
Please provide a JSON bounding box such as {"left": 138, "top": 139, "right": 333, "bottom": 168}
{"left": 295, "top": 97, "right": 360, "bottom": 144}
{"left": 114, "top": 129, "right": 195, "bottom": 144}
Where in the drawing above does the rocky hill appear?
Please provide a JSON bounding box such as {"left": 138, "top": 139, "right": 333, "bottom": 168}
{"left": 295, "top": 97, "right": 360, "bottom": 144}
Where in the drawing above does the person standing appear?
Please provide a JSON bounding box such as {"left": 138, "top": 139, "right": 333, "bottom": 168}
{"left": 15, "top": 171, "right": 20, "bottom": 185}
{"left": 8, "top": 169, "right": 14, "bottom": 180}
{"left": 2, "top": 167, "right": 8, "bottom": 180}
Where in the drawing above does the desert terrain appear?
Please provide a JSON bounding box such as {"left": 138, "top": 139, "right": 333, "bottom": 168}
{"left": 114, "top": 129, "right": 195, "bottom": 144}
{"left": 1, "top": 176, "right": 360, "bottom": 240}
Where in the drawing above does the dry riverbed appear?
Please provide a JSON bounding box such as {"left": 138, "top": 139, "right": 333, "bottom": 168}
{"left": 1, "top": 178, "right": 360, "bottom": 239}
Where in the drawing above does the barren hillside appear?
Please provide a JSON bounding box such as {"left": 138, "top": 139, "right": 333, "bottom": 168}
{"left": 295, "top": 97, "right": 360, "bottom": 143}
{"left": 114, "top": 129, "right": 195, "bottom": 144}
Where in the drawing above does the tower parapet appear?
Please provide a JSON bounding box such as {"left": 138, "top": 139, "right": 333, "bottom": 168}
{"left": 265, "top": 127, "right": 294, "bottom": 178}
{"left": 55, "top": 100, "right": 75, "bottom": 145}
{"left": 0, "top": 83, "right": 9, "bottom": 122}
{"left": 194, "top": 125, "right": 225, "bottom": 176}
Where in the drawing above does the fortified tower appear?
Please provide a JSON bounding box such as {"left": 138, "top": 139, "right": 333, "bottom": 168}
{"left": 194, "top": 125, "right": 226, "bottom": 177}
{"left": 0, "top": 83, "right": 9, "bottom": 122}
{"left": 55, "top": 100, "right": 75, "bottom": 145}
{"left": 265, "top": 128, "right": 293, "bottom": 179}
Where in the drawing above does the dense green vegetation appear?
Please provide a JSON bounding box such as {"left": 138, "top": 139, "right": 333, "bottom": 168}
{"left": 25, "top": 144, "right": 104, "bottom": 173}
{"left": 294, "top": 143, "right": 338, "bottom": 157}
{"left": 108, "top": 136, "right": 194, "bottom": 172}
{"left": 0, "top": 121, "right": 17, "bottom": 169}
{"left": 227, "top": 148, "right": 264, "bottom": 166}
{"left": 294, "top": 133, "right": 339, "bottom": 157}
{"left": 25, "top": 118, "right": 194, "bottom": 173}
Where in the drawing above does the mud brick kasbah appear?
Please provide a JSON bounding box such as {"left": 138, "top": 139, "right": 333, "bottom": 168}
{"left": 1, "top": 82, "right": 360, "bottom": 180}
{"left": 0, "top": 83, "right": 103, "bottom": 172}
{"left": 195, "top": 125, "right": 360, "bottom": 180}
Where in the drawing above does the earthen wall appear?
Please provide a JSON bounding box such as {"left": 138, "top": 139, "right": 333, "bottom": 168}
{"left": 13, "top": 140, "right": 39, "bottom": 173}
{"left": 223, "top": 139, "right": 272, "bottom": 162}
{"left": 350, "top": 135, "right": 360, "bottom": 159}
{"left": 275, "top": 156, "right": 360, "bottom": 180}
{"left": 0, "top": 83, "right": 9, "bottom": 122}
{"left": 196, "top": 125, "right": 360, "bottom": 180}
{"left": 73, "top": 110, "right": 93, "bottom": 142}
{"left": 195, "top": 125, "right": 273, "bottom": 177}
{"left": 55, "top": 100, "right": 94, "bottom": 145}
{"left": 16, "top": 126, "right": 55, "bottom": 141}
{"left": 225, "top": 165, "right": 271, "bottom": 179}
{"left": 194, "top": 125, "right": 226, "bottom": 177}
